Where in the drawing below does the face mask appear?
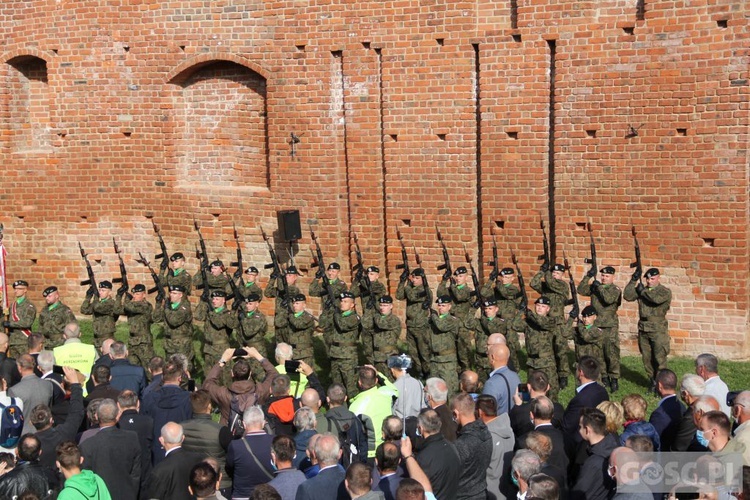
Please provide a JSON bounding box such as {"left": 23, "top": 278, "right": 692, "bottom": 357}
{"left": 696, "top": 430, "right": 709, "bottom": 448}
{"left": 511, "top": 473, "right": 519, "bottom": 487}
{"left": 424, "top": 395, "right": 430, "bottom": 407}
{"left": 415, "top": 427, "right": 422, "bottom": 437}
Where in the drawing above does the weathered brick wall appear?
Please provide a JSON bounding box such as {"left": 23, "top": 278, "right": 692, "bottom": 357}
{"left": 0, "top": 0, "right": 747, "bottom": 357}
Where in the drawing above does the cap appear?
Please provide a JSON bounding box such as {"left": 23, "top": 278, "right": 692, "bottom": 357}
{"left": 245, "top": 266, "right": 259, "bottom": 274}
{"left": 581, "top": 305, "right": 597, "bottom": 317}
{"left": 340, "top": 291, "right": 354, "bottom": 300}
{"left": 245, "top": 293, "right": 261, "bottom": 302}
{"left": 366, "top": 266, "right": 380, "bottom": 273}
{"left": 286, "top": 266, "right": 299, "bottom": 275}
{"left": 552, "top": 263, "right": 565, "bottom": 272}
{"left": 379, "top": 295, "right": 393, "bottom": 304}
{"left": 387, "top": 354, "right": 412, "bottom": 370}
{"left": 210, "top": 260, "right": 223, "bottom": 268}
{"left": 482, "top": 298, "right": 498, "bottom": 308}
{"left": 644, "top": 268, "right": 660, "bottom": 278}
{"left": 12, "top": 280, "right": 29, "bottom": 288}
{"left": 327, "top": 262, "right": 341, "bottom": 270}
{"left": 131, "top": 284, "right": 146, "bottom": 293}
{"left": 535, "top": 296, "right": 551, "bottom": 306}
{"left": 210, "top": 290, "right": 227, "bottom": 298}
{"left": 454, "top": 266, "right": 468, "bottom": 276}
{"left": 170, "top": 252, "right": 185, "bottom": 261}
{"left": 600, "top": 266, "right": 615, "bottom": 275}
{"left": 436, "top": 295, "right": 452, "bottom": 305}
{"left": 411, "top": 268, "right": 425, "bottom": 277}
{"left": 99, "top": 281, "right": 113, "bottom": 290}
{"left": 42, "top": 286, "right": 58, "bottom": 297}
{"left": 500, "top": 267, "right": 514, "bottom": 276}
{"left": 292, "top": 293, "right": 306, "bottom": 302}
{"left": 169, "top": 285, "right": 186, "bottom": 293}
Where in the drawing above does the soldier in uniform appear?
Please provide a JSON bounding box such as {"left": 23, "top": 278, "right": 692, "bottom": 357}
{"left": 437, "top": 266, "right": 477, "bottom": 374}
{"left": 274, "top": 294, "right": 316, "bottom": 368}
{"left": 473, "top": 298, "right": 518, "bottom": 380}
{"left": 114, "top": 283, "right": 154, "bottom": 368}
{"left": 196, "top": 290, "right": 239, "bottom": 369}
{"left": 237, "top": 266, "right": 263, "bottom": 302}
{"left": 80, "top": 280, "right": 118, "bottom": 350}
{"left": 530, "top": 263, "right": 571, "bottom": 389}
{"left": 481, "top": 268, "right": 523, "bottom": 321}
{"left": 152, "top": 285, "right": 193, "bottom": 364}
{"left": 309, "top": 262, "right": 349, "bottom": 351}
{"left": 511, "top": 296, "right": 560, "bottom": 401}
{"left": 577, "top": 265, "right": 623, "bottom": 392}
{"left": 4, "top": 280, "right": 36, "bottom": 358}
{"left": 573, "top": 306, "right": 605, "bottom": 379}
{"left": 330, "top": 291, "right": 361, "bottom": 397}
{"left": 265, "top": 266, "right": 301, "bottom": 344}
{"left": 428, "top": 295, "right": 460, "bottom": 394}
{"left": 161, "top": 252, "right": 192, "bottom": 295}
{"left": 38, "top": 286, "right": 76, "bottom": 349}
{"left": 351, "top": 265, "right": 387, "bottom": 363}
{"left": 371, "top": 296, "right": 401, "bottom": 378}
{"left": 396, "top": 268, "right": 431, "bottom": 379}
{"left": 193, "top": 260, "right": 232, "bottom": 296}
{"left": 623, "top": 268, "right": 672, "bottom": 391}
{"left": 236, "top": 293, "right": 268, "bottom": 357}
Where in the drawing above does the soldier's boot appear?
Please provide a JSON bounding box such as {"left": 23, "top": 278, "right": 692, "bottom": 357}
{"left": 649, "top": 378, "right": 658, "bottom": 395}
{"left": 610, "top": 378, "right": 619, "bottom": 393}
{"left": 558, "top": 376, "right": 568, "bottom": 390}
{"left": 602, "top": 376, "right": 611, "bottom": 389}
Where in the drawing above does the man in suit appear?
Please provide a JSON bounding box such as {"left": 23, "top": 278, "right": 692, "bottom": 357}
{"left": 36, "top": 350, "right": 65, "bottom": 406}
{"left": 80, "top": 398, "right": 142, "bottom": 498}
{"left": 671, "top": 373, "right": 705, "bottom": 451}
{"left": 148, "top": 422, "right": 205, "bottom": 500}
{"left": 296, "top": 433, "right": 348, "bottom": 500}
{"left": 109, "top": 341, "right": 147, "bottom": 397}
{"left": 510, "top": 369, "right": 564, "bottom": 439}
{"left": 424, "top": 377, "right": 457, "bottom": 442}
{"left": 9, "top": 354, "right": 53, "bottom": 435}
{"left": 649, "top": 369, "right": 685, "bottom": 451}
{"left": 375, "top": 441, "right": 402, "bottom": 500}
{"left": 562, "top": 356, "right": 609, "bottom": 453}
{"left": 117, "top": 389, "right": 154, "bottom": 499}
{"left": 518, "top": 396, "right": 568, "bottom": 476}
{"left": 345, "top": 462, "right": 384, "bottom": 500}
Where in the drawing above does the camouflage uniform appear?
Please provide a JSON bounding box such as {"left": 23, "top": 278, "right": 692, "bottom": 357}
{"left": 396, "top": 279, "right": 431, "bottom": 378}
{"left": 195, "top": 301, "right": 239, "bottom": 369}
{"left": 309, "top": 277, "right": 348, "bottom": 351}
{"left": 437, "top": 279, "right": 477, "bottom": 373}
{"left": 530, "top": 270, "right": 571, "bottom": 380}
{"left": 238, "top": 280, "right": 263, "bottom": 303}
{"left": 351, "top": 278, "right": 387, "bottom": 362}
{"left": 512, "top": 309, "right": 560, "bottom": 402}
{"left": 152, "top": 298, "right": 194, "bottom": 364}
{"left": 38, "top": 301, "right": 77, "bottom": 349}
{"left": 574, "top": 321, "right": 605, "bottom": 371}
{"left": 193, "top": 272, "right": 232, "bottom": 297}
{"left": 624, "top": 278, "right": 672, "bottom": 380}
{"left": 578, "top": 275, "right": 622, "bottom": 381}
{"left": 330, "top": 309, "right": 361, "bottom": 397}
{"left": 161, "top": 268, "right": 192, "bottom": 295}
{"left": 114, "top": 294, "right": 154, "bottom": 368}
{"left": 264, "top": 278, "right": 301, "bottom": 344}
{"left": 275, "top": 310, "right": 316, "bottom": 368}
{"left": 428, "top": 310, "right": 460, "bottom": 394}
{"left": 481, "top": 279, "right": 523, "bottom": 321}
{"left": 7, "top": 297, "right": 36, "bottom": 358}
{"left": 236, "top": 309, "right": 269, "bottom": 358}
{"left": 472, "top": 314, "right": 516, "bottom": 380}
{"left": 80, "top": 293, "right": 118, "bottom": 350}
{"left": 370, "top": 310, "right": 401, "bottom": 378}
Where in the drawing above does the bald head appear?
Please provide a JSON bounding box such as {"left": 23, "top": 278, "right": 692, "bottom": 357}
{"left": 0, "top": 333, "right": 8, "bottom": 349}
{"left": 101, "top": 338, "right": 115, "bottom": 355}
{"left": 489, "top": 343, "right": 509, "bottom": 369}
{"left": 460, "top": 370, "right": 480, "bottom": 394}
{"left": 160, "top": 422, "right": 184, "bottom": 451}
{"left": 301, "top": 388, "right": 321, "bottom": 412}
{"left": 693, "top": 395, "right": 720, "bottom": 427}
{"left": 487, "top": 333, "right": 507, "bottom": 347}
{"left": 610, "top": 447, "right": 642, "bottom": 485}
{"left": 63, "top": 323, "right": 80, "bottom": 339}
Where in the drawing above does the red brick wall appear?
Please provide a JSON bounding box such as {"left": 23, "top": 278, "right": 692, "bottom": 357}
{"left": 0, "top": 0, "right": 747, "bottom": 357}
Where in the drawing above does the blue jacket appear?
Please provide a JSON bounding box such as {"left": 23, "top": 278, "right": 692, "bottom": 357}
{"left": 109, "top": 358, "right": 147, "bottom": 397}
{"left": 621, "top": 420, "right": 661, "bottom": 451}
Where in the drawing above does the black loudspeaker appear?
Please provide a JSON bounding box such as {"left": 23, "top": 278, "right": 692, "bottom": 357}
{"left": 277, "top": 210, "right": 302, "bottom": 241}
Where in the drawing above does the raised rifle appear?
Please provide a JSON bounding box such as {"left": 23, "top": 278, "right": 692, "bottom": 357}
{"left": 563, "top": 251, "right": 580, "bottom": 318}
{"left": 152, "top": 220, "right": 169, "bottom": 273}
{"left": 261, "top": 227, "right": 293, "bottom": 313}
{"left": 396, "top": 229, "right": 410, "bottom": 281}
{"left": 136, "top": 252, "right": 167, "bottom": 302}
{"left": 193, "top": 219, "right": 210, "bottom": 303}
{"left": 230, "top": 224, "right": 244, "bottom": 282}
{"left": 112, "top": 238, "right": 129, "bottom": 297}
{"left": 464, "top": 245, "right": 482, "bottom": 308}
{"left": 414, "top": 245, "right": 432, "bottom": 310}
{"left": 584, "top": 222, "right": 598, "bottom": 277}
{"left": 78, "top": 242, "right": 97, "bottom": 295}
{"left": 538, "top": 219, "right": 550, "bottom": 271}
{"left": 511, "top": 249, "right": 528, "bottom": 311}
{"left": 352, "top": 233, "right": 375, "bottom": 310}
{"left": 630, "top": 226, "right": 643, "bottom": 284}
{"left": 435, "top": 225, "right": 453, "bottom": 283}
{"left": 310, "top": 225, "right": 335, "bottom": 309}
{"left": 488, "top": 232, "right": 499, "bottom": 282}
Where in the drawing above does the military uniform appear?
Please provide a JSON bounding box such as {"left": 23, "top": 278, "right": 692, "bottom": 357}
{"left": 152, "top": 296, "right": 194, "bottom": 363}
{"left": 368, "top": 297, "right": 401, "bottom": 377}
{"left": 6, "top": 282, "right": 36, "bottom": 358}
{"left": 472, "top": 309, "right": 517, "bottom": 380}
{"left": 436, "top": 267, "right": 477, "bottom": 373}
{"left": 623, "top": 269, "right": 672, "bottom": 381}
{"left": 577, "top": 267, "right": 622, "bottom": 386}
{"left": 38, "top": 299, "right": 76, "bottom": 350}
{"left": 530, "top": 267, "right": 571, "bottom": 382}
{"left": 264, "top": 272, "right": 301, "bottom": 344}
{"left": 330, "top": 297, "right": 361, "bottom": 397}
{"left": 396, "top": 273, "right": 431, "bottom": 379}
{"left": 428, "top": 297, "right": 460, "bottom": 394}
{"left": 573, "top": 307, "right": 605, "bottom": 372}
{"left": 238, "top": 275, "right": 263, "bottom": 303}
{"left": 309, "top": 271, "right": 348, "bottom": 351}
{"left": 351, "top": 268, "right": 387, "bottom": 363}
{"left": 275, "top": 304, "right": 316, "bottom": 368}
{"left": 193, "top": 264, "right": 233, "bottom": 297}
{"left": 196, "top": 297, "right": 240, "bottom": 369}
{"left": 236, "top": 309, "right": 269, "bottom": 358}
{"left": 160, "top": 256, "right": 192, "bottom": 296}
{"left": 80, "top": 281, "right": 118, "bottom": 350}
{"left": 114, "top": 286, "right": 155, "bottom": 368}
{"left": 480, "top": 269, "right": 523, "bottom": 321}
{"left": 511, "top": 303, "right": 560, "bottom": 401}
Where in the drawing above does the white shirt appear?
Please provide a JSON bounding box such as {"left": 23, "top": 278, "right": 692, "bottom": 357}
{"left": 704, "top": 375, "right": 730, "bottom": 417}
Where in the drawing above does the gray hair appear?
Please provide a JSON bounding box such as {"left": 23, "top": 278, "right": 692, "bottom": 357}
{"left": 680, "top": 374, "right": 706, "bottom": 398}
{"left": 242, "top": 405, "right": 266, "bottom": 430}
{"left": 64, "top": 323, "right": 80, "bottom": 339}
{"left": 693, "top": 395, "right": 719, "bottom": 415}
{"left": 512, "top": 449, "right": 542, "bottom": 482}
{"left": 695, "top": 353, "right": 719, "bottom": 374}
{"left": 417, "top": 409, "right": 442, "bottom": 435}
{"left": 110, "top": 341, "right": 127, "bottom": 358}
{"left": 161, "top": 422, "right": 184, "bottom": 444}
{"left": 97, "top": 399, "right": 119, "bottom": 425}
{"left": 37, "top": 350, "right": 55, "bottom": 373}
{"left": 293, "top": 407, "right": 317, "bottom": 431}
{"left": 275, "top": 343, "right": 293, "bottom": 362}
{"left": 734, "top": 391, "right": 750, "bottom": 414}
{"left": 314, "top": 433, "right": 341, "bottom": 467}
{"left": 425, "top": 377, "right": 448, "bottom": 403}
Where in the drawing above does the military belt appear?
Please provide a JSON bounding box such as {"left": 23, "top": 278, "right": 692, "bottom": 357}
{"left": 432, "top": 349, "right": 456, "bottom": 356}
{"left": 332, "top": 341, "right": 357, "bottom": 348}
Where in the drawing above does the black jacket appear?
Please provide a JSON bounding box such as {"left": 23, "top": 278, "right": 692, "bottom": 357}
{"left": 571, "top": 433, "right": 617, "bottom": 500}
{"left": 36, "top": 384, "right": 85, "bottom": 470}
{"left": 147, "top": 447, "right": 205, "bottom": 500}
{"left": 454, "top": 419, "right": 493, "bottom": 500}
{"left": 0, "top": 461, "right": 60, "bottom": 499}
{"left": 650, "top": 395, "right": 686, "bottom": 451}
{"left": 416, "top": 432, "right": 461, "bottom": 500}
{"left": 509, "top": 399, "right": 564, "bottom": 438}
{"left": 117, "top": 408, "right": 154, "bottom": 499}
{"left": 563, "top": 382, "right": 609, "bottom": 455}
{"left": 80, "top": 426, "right": 142, "bottom": 499}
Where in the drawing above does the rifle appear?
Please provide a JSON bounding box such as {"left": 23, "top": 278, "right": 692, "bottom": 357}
{"left": 537, "top": 219, "right": 550, "bottom": 271}
{"left": 352, "top": 233, "right": 375, "bottom": 310}
{"left": 226, "top": 270, "right": 245, "bottom": 312}
{"left": 230, "top": 224, "right": 244, "bottom": 282}
{"left": 563, "top": 251, "right": 580, "bottom": 318}
{"left": 511, "top": 249, "right": 528, "bottom": 311}
{"left": 152, "top": 220, "right": 169, "bottom": 273}
{"left": 309, "top": 226, "right": 335, "bottom": 309}
{"left": 630, "top": 226, "right": 643, "bottom": 283}
{"left": 136, "top": 252, "right": 167, "bottom": 302}
{"left": 261, "top": 227, "right": 293, "bottom": 313}
{"left": 112, "top": 238, "right": 129, "bottom": 297}
{"left": 488, "top": 233, "right": 499, "bottom": 282}
{"left": 193, "top": 219, "right": 210, "bottom": 303}
{"left": 435, "top": 225, "right": 453, "bottom": 283}
{"left": 584, "top": 222, "right": 597, "bottom": 277}
{"left": 464, "top": 245, "right": 482, "bottom": 308}
{"left": 78, "top": 242, "right": 97, "bottom": 294}
{"left": 396, "top": 229, "right": 410, "bottom": 281}
{"left": 414, "top": 245, "right": 432, "bottom": 310}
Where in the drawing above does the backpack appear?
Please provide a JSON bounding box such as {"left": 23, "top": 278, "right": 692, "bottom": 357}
{"left": 0, "top": 398, "right": 23, "bottom": 448}
{"left": 228, "top": 392, "right": 256, "bottom": 438}
{"left": 325, "top": 413, "right": 367, "bottom": 468}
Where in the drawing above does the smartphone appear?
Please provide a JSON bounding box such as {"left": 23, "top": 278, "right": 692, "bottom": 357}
{"left": 285, "top": 360, "right": 301, "bottom": 372}
{"left": 187, "top": 379, "right": 196, "bottom": 392}
{"left": 53, "top": 365, "right": 65, "bottom": 375}
{"left": 232, "top": 348, "right": 246, "bottom": 358}
{"left": 518, "top": 383, "right": 530, "bottom": 403}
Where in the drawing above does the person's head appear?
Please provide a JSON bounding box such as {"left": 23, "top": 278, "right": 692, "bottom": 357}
{"left": 576, "top": 356, "right": 600, "bottom": 383}
{"left": 148, "top": 356, "right": 165, "bottom": 376}
{"left": 110, "top": 341, "right": 128, "bottom": 360}
{"left": 357, "top": 366, "right": 377, "bottom": 392}
{"left": 85, "top": 399, "right": 102, "bottom": 427}
{"left": 131, "top": 284, "right": 147, "bottom": 302}
{"left": 381, "top": 415, "right": 403, "bottom": 442}
{"left": 244, "top": 294, "right": 260, "bottom": 313}
{"left": 189, "top": 462, "right": 220, "bottom": 499}
{"left": 600, "top": 266, "right": 615, "bottom": 285}
{"left": 170, "top": 353, "right": 189, "bottom": 375}
{"left": 579, "top": 407, "right": 607, "bottom": 443}
{"left": 0, "top": 334, "right": 9, "bottom": 354}
{"left": 482, "top": 300, "right": 499, "bottom": 319}
{"left": 168, "top": 287, "right": 184, "bottom": 304}
{"left": 527, "top": 370, "right": 551, "bottom": 397}
{"left": 534, "top": 296, "right": 551, "bottom": 316}
{"left": 417, "top": 409, "right": 441, "bottom": 438}
{"left": 36, "top": 350, "right": 55, "bottom": 374}
{"left": 209, "top": 261, "right": 224, "bottom": 277}
{"left": 476, "top": 394, "right": 498, "bottom": 423}
{"left": 511, "top": 449, "right": 542, "bottom": 493}
{"left": 488, "top": 343, "right": 510, "bottom": 370}
{"left": 680, "top": 373, "right": 706, "bottom": 405}
{"left": 98, "top": 281, "right": 113, "bottom": 299}
{"left": 12, "top": 280, "right": 29, "bottom": 299}
{"left": 27, "top": 333, "right": 44, "bottom": 353}
{"left": 435, "top": 296, "right": 452, "bottom": 315}
{"left": 63, "top": 322, "right": 79, "bottom": 340}
{"left": 622, "top": 394, "right": 648, "bottom": 422}
{"left": 162, "top": 360, "right": 183, "bottom": 384}
{"left": 644, "top": 268, "right": 661, "bottom": 287}
{"left": 270, "top": 435, "right": 296, "bottom": 469}
{"left": 245, "top": 267, "right": 259, "bottom": 283}
{"left": 293, "top": 407, "right": 317, "bottom": 432}
{"left": 581, "top": 305, "right": 597, "bottom": 326}
{"left": 100, "top": 338, "right": 115, "bottom": 357}
{"left": 96, "top": 399, "right": 119, "bottom": 427}
{"left": 327, "top": 383, "right": 347, "bottom": 408}
{"left": 301, "top": 388, "right": 321, "bottom": 412}
{"left": 597, "top": 401, "right": 625, "bottom": 435}
{"left": 271, "top": 374, "right": 291, "bottom": 397}
{"left": 275, "top": 343, "right": 293, "bottom": 364}
{"left": 699, "top": 410, "right": 731, "bottom": 452}
{"left": 551, "top": 263, "right": 565, "bottom": 281}
{"left": 117, "top": 390, "right": 139, "bottom": 411}
{"left": 409, "top": 269, "right": 424, "bottom": 287}
{"left": 527, "top": 473, "right": 559, "bottom": 500}
{"left": 169, "top": 253, "right": 185, "bottom": 270}
{"left": 17, "top": 434, "right": 42, "bottom": 462}
{"left": 378, "top": 296, "right": 393, "bottom": 316}
{"left": 306, "top": 433, "right": 321, "bottom": 464}
{"left": 695, "top": 353, "right": 720, "bottom": 380}
{"left": 327, "top": 263, "right": 341, "bottom": 281}
{"left": 731, "top": 391, "right": 750, "bottom": 424}
{"left": 0, "top": 452, "right": 14, "bottom": 471}
{"left": 486, "top": 333, "right": 507, "bottom": 350}
{"left": 345, "top": 462, "right": 373, "bottom": 497}
{"left": 396, "top": 478, "right": 426, "bottom": 500}
{"left": 159, "top": 422, "right": 184, "bottom": 451}
{"left": 524, "top": 431, "right": 552, "bottom": 463}
{"left": 190, "top": 390, "right": 212, "bottom": 415}
{"left": 693, "top": 395, "right": 720, "bottom": 428}
{"left": 656, "top": 369, "right": 678, "bottom": 397}
{"left": 530, "top": 396, "right": 555, "bottom": 425}
{"left": 242, "top": 406, "right": 266, "bottom": 432}
{"left": 251, "top": 484, "right": 282, "bottom": 499}
{"left": 376, "top": 441, "right": 401, "bottom": 474}
{"left": 609, "top": 447, "right": 642, "bottom": 486}
{"left": 231, "top": 358, "right": 252, "bottom": 381}
{"left": 92, "top": 365, "right": 111, "bottom": 386}
{"left": 314, "top": 433, "right": 342, "bottom": 467}
{"left": 16, "top": 354, "right": 35, "bottom": 376}
{"left": 624, "top": 434, "right": 654, "bottom": 454}
{"left": 29, "top": 404, "right": 53, "bottom": 431}
{"left": 450, "top": 392, "right": 476, "bottom": 426}
{"left": 210, "top": 290, "right": 227, "bottom": 308}
{"left": 339, "top": 292, "right": 355, "bottom": 313}
{"left": 43, "top": 287, "right": 60, "bottom": 305}
{"left": 424, "top": 377, "right": 448, "bottom": 408}
{"left": 55, "top": 441, "right": 82, "bottom": 476}
{"left": 285, "top": 267, "right": 299, "bottom": 286}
